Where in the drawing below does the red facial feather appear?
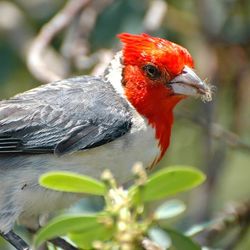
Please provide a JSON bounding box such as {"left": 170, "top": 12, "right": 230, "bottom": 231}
{"left": 118, "top": 33, "right": 194, "bottom": 161}
{"left": 118, "top": 33, "right": 194, "bottom": 77}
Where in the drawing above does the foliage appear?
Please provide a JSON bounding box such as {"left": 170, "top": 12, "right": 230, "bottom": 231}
{"left": 35, "top": 165, "right": 205, "bottom": 249}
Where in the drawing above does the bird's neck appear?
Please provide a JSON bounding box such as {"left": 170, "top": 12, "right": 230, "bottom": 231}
{"left": 123, "top": 65, "right": 182, "bottom": 161}
{"left": 104, "top": 52, "right": 182, "bottom": 161}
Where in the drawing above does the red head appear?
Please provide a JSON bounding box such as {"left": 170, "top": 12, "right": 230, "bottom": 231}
{"left": 118, "top": 33, "right": 194, "bottom": 79}
{"left": 117, "top": 33, "right": 210, "bottom": 162}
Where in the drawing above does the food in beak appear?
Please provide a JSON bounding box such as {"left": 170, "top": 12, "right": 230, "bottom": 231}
{"left": 169, "top": 66, "right": 213, "bottom": 102}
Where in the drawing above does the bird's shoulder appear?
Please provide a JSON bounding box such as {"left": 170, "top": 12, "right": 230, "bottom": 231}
{"left": 0, "top": 76, "right": 133, "bottom": 155}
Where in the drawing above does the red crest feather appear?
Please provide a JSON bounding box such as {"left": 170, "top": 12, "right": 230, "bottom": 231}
{"left": 117, "top": 33, "right": 194, "bottom": 77}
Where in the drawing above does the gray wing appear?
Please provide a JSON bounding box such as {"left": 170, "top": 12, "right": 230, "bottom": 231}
{"left": 0, "top": 76, "right": 132, "bottom": 156}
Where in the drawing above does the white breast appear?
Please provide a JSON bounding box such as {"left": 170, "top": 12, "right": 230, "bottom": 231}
{"left": 36, "top": 111, "right": 160, "bottom": 183}
{"left": 12, "top": 111, "right": 160, "bottom": 231}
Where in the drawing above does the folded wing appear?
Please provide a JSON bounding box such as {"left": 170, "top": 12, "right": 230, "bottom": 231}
{"left": 0, "top": 76, "right": 132, "bottom": 155}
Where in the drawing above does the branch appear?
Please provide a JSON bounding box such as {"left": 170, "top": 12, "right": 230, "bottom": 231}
{"left": 197, "top": 200, "right": 250, "bottom": 247}
{"left": 176, "top": 110, "right": 250, "bottom": 152}
{"left": 143, "top": 0, "right": 168, "bottom": 34}
{"left": 27, "top": 0, "right": 91, "bottom": 83}
{"left": 61, "top": 0, "right": 114, "bottom": 72}
{"left": 49, "top": 237, "right": 78, "bottom": 250}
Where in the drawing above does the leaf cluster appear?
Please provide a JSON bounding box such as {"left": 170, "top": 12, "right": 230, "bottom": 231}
{"left": 35, "top": 165, "right": 205, "bottom": 249}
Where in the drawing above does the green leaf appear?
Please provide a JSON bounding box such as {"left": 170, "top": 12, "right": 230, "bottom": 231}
{"left": 138, "top": 166, "right": 205, "bottom": 202}
{"left": 165, "top": 228, "right": 201, "bottom": 250}
{"left": 154, "top": 199, "right": 186, "bottom": 220}
{"left": 34, "top": 213, "right": 105, "bottom": 247}
{"left": 39, "top": 171, "right": 106, "bottom": 195}
{"left": 69, "top": 224, "right": 113, "bottom": 249}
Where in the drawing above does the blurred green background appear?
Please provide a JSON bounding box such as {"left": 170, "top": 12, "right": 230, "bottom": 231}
{"left": 0, "top": 0, "right": 249, "bottom": 249}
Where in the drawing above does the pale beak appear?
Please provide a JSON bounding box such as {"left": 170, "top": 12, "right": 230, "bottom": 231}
{"left": 169, "top": 66, "right": 210, "bottom": 98}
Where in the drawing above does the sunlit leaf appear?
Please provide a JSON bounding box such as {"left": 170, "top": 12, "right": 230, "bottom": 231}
{"left": 165, "top": 228, "right": 201, "bottom": 250}
{"left": 154, "top": 199, "right": 186, "bottom": 220}
{"left": 69, "top": 224, "right": 113, "bottom": 249}
{"left": 135, "top": 166, "right": 205, "bottom": 202}
{"left": 39, "top": 171, "right": 106, "bottom": 195}
{"left": 34, "top": 213, "right": 105, "bottom": 247}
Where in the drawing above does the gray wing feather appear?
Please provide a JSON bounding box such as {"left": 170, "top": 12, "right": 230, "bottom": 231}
{"left": 0, "top": 76, "right": 132, "bottom": 155}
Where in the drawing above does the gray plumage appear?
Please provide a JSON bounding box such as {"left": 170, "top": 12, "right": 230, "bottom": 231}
{"left": 0, "top": 75, "right": 136, "bottom": 233}
{"left": 0, "top": 76, "right": 132, "bottom": 155}
{"left": 0, "top": 60, "right": 160, "bottom": 235}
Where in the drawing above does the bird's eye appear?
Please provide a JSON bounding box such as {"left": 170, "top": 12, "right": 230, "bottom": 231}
{"left": 143, "top": 64, "right": 161, "bottom": 80}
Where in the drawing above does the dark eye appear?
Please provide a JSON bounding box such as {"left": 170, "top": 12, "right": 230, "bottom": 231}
{"left": 143, "top": 64, "right": 161, "bottom": 80}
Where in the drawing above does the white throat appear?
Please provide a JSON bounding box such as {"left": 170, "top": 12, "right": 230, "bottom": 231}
{"left": 104, "top": 51, "right": 125, "bottom": 97}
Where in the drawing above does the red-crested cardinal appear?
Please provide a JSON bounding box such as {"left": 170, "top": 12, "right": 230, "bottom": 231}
{"left": 0, "top": 33, "right": 211, "bottom": 249}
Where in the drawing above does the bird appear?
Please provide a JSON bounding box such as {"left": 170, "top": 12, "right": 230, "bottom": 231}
{"left": 0, "top": 33, "right": 211, "bottom": 249}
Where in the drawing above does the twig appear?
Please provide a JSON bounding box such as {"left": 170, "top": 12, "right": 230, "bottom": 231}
{"left": 27, "top": 0, "right": 91, "bottom": 83}
{"left": 1, "top": 230, "right": 29, "bottom": 250}
{"left": 197, "top": 200, "right": 250, "bottom": 246}
{"left": 176, "top": 110, "right": 250, "bottom": 152}
{"left": 143, "top": 0, "right": 168, "bottom": 34}
{"left": 224, "top": 224, "right": 249, "bottom": 250}
{"left": 49, "top": 237, "right": 78, "bottom": 250}
{"left": 177, "top": 107, "right": 249, "bottom": 224}
{"left": 61, "top": 0, "right": 114, "bottom": 72}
